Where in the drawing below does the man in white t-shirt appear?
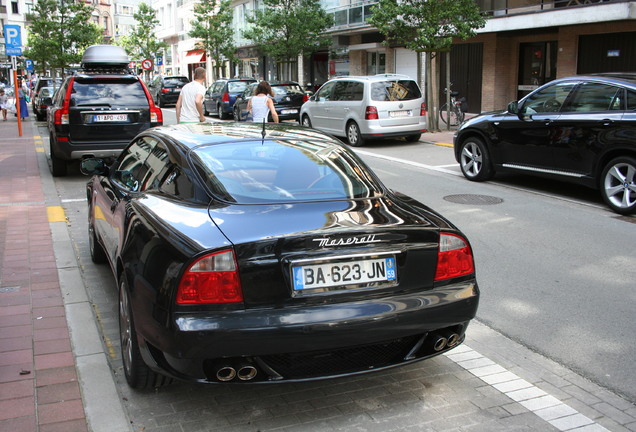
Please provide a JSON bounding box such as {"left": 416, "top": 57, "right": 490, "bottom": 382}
{"left": 175, "top": 67, "right": 206, "bottom": 123}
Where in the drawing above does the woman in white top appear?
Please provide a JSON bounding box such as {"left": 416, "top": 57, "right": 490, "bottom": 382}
{"left": 246, "top": 81, "right": 279, "bottom": 123}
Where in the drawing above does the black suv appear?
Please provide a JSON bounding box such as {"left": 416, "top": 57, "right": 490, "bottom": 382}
{"left": 454, "top": 74, "right": 636, "bottom": 215}
{"left": 32, "top": 77, "right": 62, "bottom": 120}
{"left": 147, "top": 75, "right": 189, "bottom": 107}
{"left": 203, "top": 78, "right": 256, "bottom": 119}
{"left": 48, "top": 45, "right": 163, "bottom": 176}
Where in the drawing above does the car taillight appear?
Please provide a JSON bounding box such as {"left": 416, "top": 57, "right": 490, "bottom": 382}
{"left": 54, "top": 106, "right": 69, "bottom": 125}
{"left": 150, "top": 106, "right": 163, "bottom": 123}
{"left": 222, "top": 92, "right": 230, "bottom": 103}
{"left": 176, "top": 250, "right": 243, "bottom": 304}
{"left": 365, "top": 106, "right": 379, "bottom": 120}
{"left": 303, "top": 93, "right": 310, "bottom": 103}
{"left": 434, "top": 233, "right": 474, "bottom": 281}
{"left": 161, "top": 88, "right": 171, "bottom": 93}
{"left": 421, "top": 102, "right": 427, "bottom": 116}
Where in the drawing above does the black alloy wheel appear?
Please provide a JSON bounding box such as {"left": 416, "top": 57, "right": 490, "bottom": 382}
{"left": 88, "top": 219, "right": 107, "bottom": 264}
{"left": 301, "top": 115, "right": 312, "bottom": 128}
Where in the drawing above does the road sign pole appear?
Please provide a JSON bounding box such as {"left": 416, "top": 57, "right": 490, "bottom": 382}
{"left": 13, "top": 68, "right": 22, "bottom": 137}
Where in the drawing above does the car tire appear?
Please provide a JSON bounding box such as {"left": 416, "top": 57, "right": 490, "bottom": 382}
{"left": 302, "top": 115, "right": 312, "bottom": 128}
{"left": 36, "top": 111, "right": 45, "bottom": 121}
{"left": 600, "top": 156, "right": 636, "bottom": 215}
{"left": 88, "top": 220, "right": 107, "bottom": 264}
{"left": 405, "top": 134, "right": 421, "bottom": 143}
{"left": 218, "top": 104, "right": 228, "bottom": 120}
{"left": 346, "top": 121, "right": 365, "bottom": 147}
{"left": 203, "top": 103, "right": 209, "bottom": 116}
{"left": 158, "top": 97, "right": 165, "bottom": 108}
{"left": 49, "top": 136, "right": 68, "bottom": 177}
{"left": 458, "top": 137, "right": 494, "bottom": 181}
{"left": 119, "top": 278, "right": 170, "bottom": 390}
{"left": 233, "top": 106, "right": 241, "bottom": 121}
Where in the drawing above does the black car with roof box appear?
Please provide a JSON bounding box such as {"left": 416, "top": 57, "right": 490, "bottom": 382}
{"left": 47, "top": 45, "right": 163, "bottom": 176}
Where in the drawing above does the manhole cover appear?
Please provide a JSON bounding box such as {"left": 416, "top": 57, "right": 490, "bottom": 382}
{"left": 443, "top": 194, "right": 504, "bottom": 205}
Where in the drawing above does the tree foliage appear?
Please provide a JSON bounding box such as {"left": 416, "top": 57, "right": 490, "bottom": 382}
{"left": 369, "top": 0, "right": 486, "bottom": 131}
{"left": 243, "top": 0, "right": 333, "bottom": 62}
{"left": 189, "top": 0, "right": 235, "bottom": 80}
{"left": 25, "top": 0, "right": 104, "bottom": 76}
{"left": 126, "top": 2, "right": 167, "bottom": 61}
{"left": 368, "top": 0, "right": 485, "bottom": 53}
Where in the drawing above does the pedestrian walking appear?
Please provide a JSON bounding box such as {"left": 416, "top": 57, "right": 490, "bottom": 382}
{"left": 175, "top": 67, "right": 206, "bottom": 124}
{"left": 0, "top": 89, "right": 8, "bottom": 121}
{"left": 246, "top": 81, "right": 279, "bottom": 124}
{"left": 17, "top": 80, "right": 29, "bottom": 121}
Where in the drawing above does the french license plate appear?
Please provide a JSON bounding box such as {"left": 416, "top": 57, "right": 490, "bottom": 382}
{"left": 93, "top": 114, "right": 128, "bottom": 122}
{"left": 281, "top": 109, "right": 298, "bottom": 115}
{"left": 389, "top": 110, "right": 412, "bottom": 118}
{"left": 292, "top": 257, "right": 397, "bottom": 291}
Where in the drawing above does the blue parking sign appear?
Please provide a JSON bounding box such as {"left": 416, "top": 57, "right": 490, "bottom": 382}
{"left": 25, "top": 59, "right": 34, "bottom": 71}
{"left": 4, "top": 25, "right": 22, "bottom": 48}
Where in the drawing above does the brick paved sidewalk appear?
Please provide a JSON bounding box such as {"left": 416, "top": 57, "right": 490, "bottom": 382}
{"left": 0, "top": 118, "right": 88, "bottom": 431}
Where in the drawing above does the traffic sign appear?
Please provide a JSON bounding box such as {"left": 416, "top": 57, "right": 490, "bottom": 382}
{"left": 6, "top": 47, "right": 22, "bottom": 56}
{"left": 3, "top": 25, "right": 22, "bottom": 48}
{"left": 25, "top": 59, "right": 34, "bottom": 71}
{"left": 141, "top": 59, "right": 153, "bottom": 70}
{"left": 156, "top": 56, "right": 163, "bottom": 66}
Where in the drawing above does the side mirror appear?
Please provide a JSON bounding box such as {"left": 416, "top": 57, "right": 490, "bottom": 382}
{"left": 80, "top": 158, "right": 109, "bottom": 176}
{"left": 507, "top": 101, "right": 519, "bottom": 114}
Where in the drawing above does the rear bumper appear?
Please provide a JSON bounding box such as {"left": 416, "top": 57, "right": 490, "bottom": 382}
{"left": 138, "top": 281, "right": 479, "bottom": 383}
{"left": 361, "top": 120, "right": 428, "bottom": 139}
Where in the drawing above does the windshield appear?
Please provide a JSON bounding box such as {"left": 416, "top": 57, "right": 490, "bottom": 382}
{"left": 190, "top": 139, "right": 383, "bottom": 204}
{"left": 371, "top": 80, "right": 421, "bottom": 101}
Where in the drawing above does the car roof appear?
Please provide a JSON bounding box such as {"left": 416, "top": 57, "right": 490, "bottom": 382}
{"left": 147, "top": 122, "right": 342, "bottom": 150}
{"left": 328, "top": 74, "right": 415, "bottom": 82}
{"left": 580, "top": 73, "right": 636, "bottom": 85}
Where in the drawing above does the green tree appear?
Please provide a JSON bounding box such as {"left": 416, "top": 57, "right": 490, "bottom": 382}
{"left": 243, "top": 0, "right": 333, "bottom": 81}
{"left": 189, "top": 0, "right": 235, "bottom": 80}
{"left": 25, "top": 0, "right": 104, "bottom": 78}
{"left": 369, "top": 0, "right": 485, "bottom": 130}
{"left": 127, "top": 2, "right": 167, "bottom": 64}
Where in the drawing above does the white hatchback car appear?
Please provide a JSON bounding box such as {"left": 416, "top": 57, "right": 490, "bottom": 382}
{"left": 300, "top": 74, "right": 427, "bottom": 146}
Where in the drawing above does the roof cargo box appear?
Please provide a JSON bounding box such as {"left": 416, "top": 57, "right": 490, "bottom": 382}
{"left": 81, "top": 45, "right": 130, "bottom": 68}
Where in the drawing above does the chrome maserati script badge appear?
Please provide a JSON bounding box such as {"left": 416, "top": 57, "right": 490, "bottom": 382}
{"left": 312, "top": 234, "right": 384, "bottom": 247}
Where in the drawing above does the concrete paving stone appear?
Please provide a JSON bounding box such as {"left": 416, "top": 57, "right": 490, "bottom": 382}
{"left": 36, "top": 380, "right": 82, "bottom": 405}
{"left": 34, "top": 351, "right": 74, "bottom": 371}
{"left": 592, "top": 402, "right": 636, "bottom": 425}
{"left": 457, "top": 358, "right": 496, "bottom": 370}
{"left": 0, "top": 347, "right": 32, "bottom": 367}
{"left": 252, "top": 412, "right": 304, "bottom": 430}
{"left": 35, "top": 365, "right": 78, "bottom": 387}
{"left": 519, "top": 395, "right": 562, "bottom": 411}
{"left": 534, "top": 403, "right": 579, "bottom": 421}
{"left": 549, "top": 413, "right": 595, "bottom": 430}
{"left": 492, "top": 378, "right": 533, "bottom": 394}
{"left": 626, "top": 421, "right": 636, "bottom": 432}
{"left": 0, "top": 415, "right": 37, "bottom": 432}
{"left": 534, "top": 380, "right": 577, "bottom": 402}
{"left": 0, "top": 378, "right": 33, "bottom": 400}
{"left": 277, "top": 419, "right": 336, "bottom": 432}
{"left": 562, "top": 384, "right": 604, "bottom": 405}
{"left": 310, "top": 392, "right": 354, "bottom": 410}
{"left": 594, "top": 390, "right": 636, "bottom": 412}
{"left": 479, "top": 371, "right": 519, "bottom": 385}
{"left": 506, "top": 386, "right": 548, "bottom": 402}
{"left": 501, "top": 402, "right": 531, "bottom": 416}
{"left": 326, "top": 412, "right": 375, "bottom": 430}
{"left": 38, "top": 418, "right": 88, "bottom": 432}
{"left": 38, "top": 398, "right": 85, "bottom": 425}
{"left": 34, "top": 338, "right": 72, "bottom": 356}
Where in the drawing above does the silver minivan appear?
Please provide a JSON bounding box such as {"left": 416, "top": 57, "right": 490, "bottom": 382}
{"left": 300, "top": 74, "right": 427, "bottom": 146}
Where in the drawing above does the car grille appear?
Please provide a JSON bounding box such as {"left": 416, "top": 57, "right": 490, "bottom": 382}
{"left": 260, "top": 335, "right": 421, "bottom": 379}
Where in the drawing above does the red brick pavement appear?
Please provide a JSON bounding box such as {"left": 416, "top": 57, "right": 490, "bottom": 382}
{"left": 0, "top": 118, "right": 88, "bottom": 432}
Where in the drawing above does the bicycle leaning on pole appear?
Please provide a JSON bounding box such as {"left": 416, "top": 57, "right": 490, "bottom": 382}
{"left": 439, "top": 87, "right": 466, "bottom": 127}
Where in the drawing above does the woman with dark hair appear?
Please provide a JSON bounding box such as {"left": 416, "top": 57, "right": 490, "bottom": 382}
{"left": 246, "top": 81, "right": 279, "bottom": 123}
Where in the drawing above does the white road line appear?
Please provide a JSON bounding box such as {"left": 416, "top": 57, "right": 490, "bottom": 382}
{"left": 354, "top": 149, "right": 463, "bottom": 176}
{"left": 445, "top": 345, "right": 609, "bottom": 431}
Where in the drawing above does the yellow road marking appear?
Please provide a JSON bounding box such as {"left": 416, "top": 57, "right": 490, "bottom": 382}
{"left": 47, "top": 206, "right": 66, "bottom": 223}
{"left": 435, "top": 142, "right": 454, "bottom": 148}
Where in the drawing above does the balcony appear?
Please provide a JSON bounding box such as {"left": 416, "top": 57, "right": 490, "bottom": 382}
{"left": 325, "top": 0, "right": 631, "bottom": 32}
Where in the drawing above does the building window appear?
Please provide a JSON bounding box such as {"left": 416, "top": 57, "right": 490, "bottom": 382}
{"left": 11, "top": 1, "right": 19, "bottom": 14}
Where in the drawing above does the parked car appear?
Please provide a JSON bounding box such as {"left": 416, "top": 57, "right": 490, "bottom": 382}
{"left": 300, "top": 74, "right": 427, "bottom": 146}
{"left": 32, "top": 86, "right": 55, "bottom": 121}
{"left": 203, "top": 78, "right": 256, "bottom": 119}
{"left": 80, "top": 121, "right": 479, "bottom": 389}
{"left": 47, "top": 44, "right": 163, "bottom": 177}
{"left": 147, "top": 75, "right": 189, "bottom": 107}
{"left": 32, "top": 77, "right": 62, "bottom": 120}
{"left": 233, "top": 81, "right": 309, "bottom": 122}
{"left": 454, "top": 73, "right": 636, "bottom": 215}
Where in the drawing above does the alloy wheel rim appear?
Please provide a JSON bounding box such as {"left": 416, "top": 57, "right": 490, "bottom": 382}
{"left": 604, "top": 162, "right": 636, "bottom": 209}
{"left": 461, "top": 143, "right": 482, "bottom": 177}
{"left": 119, "top": 283, "right": 133, "bottom": 374}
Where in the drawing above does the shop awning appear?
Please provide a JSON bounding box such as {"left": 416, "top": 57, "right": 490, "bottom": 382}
{"left": 185, "top": 50, "right": 206, "bottom": 64}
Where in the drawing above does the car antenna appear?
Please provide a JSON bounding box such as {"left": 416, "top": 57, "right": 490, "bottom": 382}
{"left": 261, "top": 118, "right": 266, "bottom": 144}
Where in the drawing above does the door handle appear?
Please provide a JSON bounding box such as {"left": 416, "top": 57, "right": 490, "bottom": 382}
{"left": 600, "top": 119, "right": 614, "bottom": 127}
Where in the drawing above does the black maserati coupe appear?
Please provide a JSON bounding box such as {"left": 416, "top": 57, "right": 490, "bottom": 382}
{"left": 81, "top": 122, "right": 479, "bottom": 389}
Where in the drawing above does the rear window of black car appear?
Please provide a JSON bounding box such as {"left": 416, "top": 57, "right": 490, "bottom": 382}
{"left": 190, "top": 139, "right": 383, "bottom": 204}
{"left": 272, "top": 84, "right": 304, "bottom": 96}
{"left": 163, "top": 77, "right": 189, "bottom": 87}
{"left": 227, "top": 81, "right": 253, "bottom": 93}
{"left": 71, "top": 78, "right": 148, "bottom": 107}
{"left": 371, "top": 80, "right": 421, "bottom": 101}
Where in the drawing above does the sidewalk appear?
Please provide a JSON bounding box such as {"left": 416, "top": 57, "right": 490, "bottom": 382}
{"left": 0, "top": 118, "right": 88, "bottom": 431}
